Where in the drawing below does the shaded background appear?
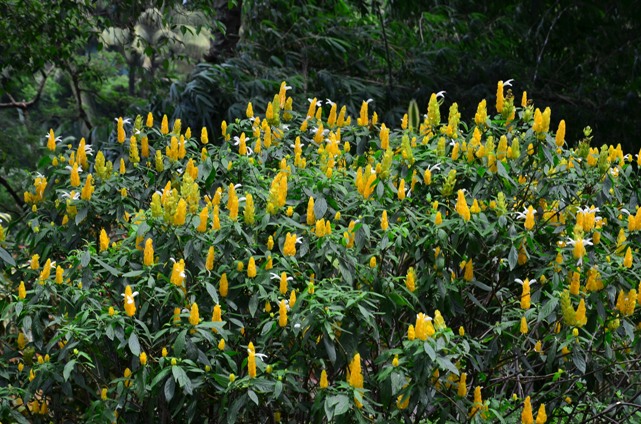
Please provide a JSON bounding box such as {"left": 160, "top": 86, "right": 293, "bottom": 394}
{"left": 1, "top": 0, "right": 640, "bottom": 215}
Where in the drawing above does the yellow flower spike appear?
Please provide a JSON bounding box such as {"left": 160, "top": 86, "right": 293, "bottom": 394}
{"left": 159, "top": 114, "right": 169, "bottom": 134}
{"left": 470, "top": 198, "right": 480, "bottom": 214}
{"left": 189, "top": 303, "right": 200, "bottom": 326}
{"left": 141, "top": 136, "right": 149, "bottom": 158}
{"left": 475, "top": 99, "right": 488, "bottom": 126}
{"left": 218, "top": 339, "right": 225, "bottom": 350}
{"left": 569, "top": 271, "right": 580, "bottom": 295}
{"left": 196, "top": 206, "right": 209, "bottom": 233}
{"left": 306, "top": 197, "right": 316, "bottom": 225}
{"left": 496, "top": 81, "right": 504, "bottom": 113}
{"left": 520, "top": 316, "right": 528, "bottom": 334}
{"left": 47, "top": 128, "right": 57, "bottom": 151}
{"left": 458, "top": 372, "right": 468, "bottom": 397}
{"left": 357, "top": 100, "right": 370, "bottom": 126}
{"left": 455, "top": 190, "right": 471, "bottom": 221}
{"left": 575, "top": 298, "right": 588, "bottom": 326}
{"left": 205, "top": 247, "right": 215, "bottom": 271}
{"left": 278, "top": 299, "right": 288, "bottom": 327}
{"left": 139, "top": 352, "right": 148, "bottom": 366}
{"left": 463, "top": 259, "right": 474, "bottom": 281}
{"left": 534, "top": 340, "right": 542, "bottom": 353}
{"left": 18, "top": 281, "right": 27, "bottom": 300}
{"left": 211, "top": 304, "right": 222, "bottom": 334}
{"left": 520, "top": 278, "right": 531, "bottom": 309}
{"left": 246, "top": 256, "right": 257, "bottom": 278}
{"left": 398, "top": 179, "right": 406, "bottom": 200}
{"left": 117, "top": 117, "right": 125, "bottom": 143}
{"left": 435, "top": 211, "right": 443, "bottom": 225}
{"left": 405, "top": 267, "right": 416, "bottom": 292}
{"left": 246, "top": 102, "right": 254, "bottom": 118}
{"left": 459, "top": 326, "right": 465, "bottom": 336}
{"left": 123, "top": 285, "right": 137, "bottom": 317}
{"left": 219, "top": 273, "right": 228, "bottom": 297}
{"left": 407, "top": 324, "right": 415, "bottom": 340}
{"left": 555, "top": 120, "right": 566, "bottom": 147}
{"left": 143, "top": 238, "right": 154, "bottom": 266}
{"left": 248, "top": 347, "right": 257, "bottom": 378}
{"left": 380, "top": 123, "right": 390, "bottom": 149}
{"left": 522, "top": 396, "right": 534, "bottom": 424}
{"left": 39, "top": 258, "right": 52, "bottom": 282}
{"left": 145, "top": 112, "right": 153, "bottom": 127}
{"left": 70, "top": 162, "right": 81, "bottom": 187}
{"left": 283, "top": 232, "right": 298, "bottom": 256}
{"left": 535, "top": 403, "right": 547, "bottom": 424}
{"left": 320, "top": 369, "right": 329, "bottom": 389}
{"left": 369, "top": 256, "right": 377, "bottom": 268}
{"left": 172, "top": 199, "right": 187, "bottom": 226}
{"left": 289, "top": 290, "right": 297, "bottom": 308}
{"left": 624, "top": 246, "right": 633, "bottom": 268}
{"left": 170, "top": 259, "right": 186, "bottom": 287}
{"left": 55, "top": 265, "right": 63, "bottom": 284}
{"left": 99, "top": 229, "right": 109, "bottom": 252}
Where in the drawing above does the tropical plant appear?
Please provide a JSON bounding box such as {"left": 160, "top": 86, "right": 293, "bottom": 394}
{"left": 2, "top": 81, "right": 641, "bottom": 423}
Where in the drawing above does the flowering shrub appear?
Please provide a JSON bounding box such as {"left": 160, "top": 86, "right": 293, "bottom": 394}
{"left": 2, "top": 81, "right": 641, "bottom": 423}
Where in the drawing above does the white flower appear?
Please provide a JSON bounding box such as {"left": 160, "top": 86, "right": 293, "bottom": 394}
{"left": 121, "top": 291, "right": 139, "bottom": 304}
{"left": 325, "top": 99, "right": 336, "bottom": 106}
{"left": 114, "top": 117, "right": 132, "bottom": 124}
{"left": 270, "top": 273, "right": 293, "bottom": 281}
{"left": 566, "top": 236, "right": 593, "bottom": 247}
{"left": 65, "top": 165, "right": 83, "bottom": 173}
{"left": 426, "top": 163, "right": 441, "bottom": 172}
{"left": 514, "top": 278, "right": 536, "bottom": 285}
{"left": 60, "top": 191, "right": 80, "bottom": 200}
{"left": 515, "top": 207, "right": 536, "bottom": 220}
{"left": 45, "top": 133, "right": 62, "bottom": 142}
{"left": 83, "top": 145, "right": 94, "bottom": 155}
{"left": 503, "top": 79, "right": 514, "bottom": 87}
{"left": 294, "top": 323, "right": 301, "bottom": 330}
{"left": 435, "top": 91, "right": 446, "bottom": 99}
{"left": 308, "top": 98, "right": 322, "bottom": 107}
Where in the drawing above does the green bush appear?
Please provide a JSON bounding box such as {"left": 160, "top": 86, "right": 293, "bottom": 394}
{"left": 2, "top": 82, "right": 641, "bottom": 423}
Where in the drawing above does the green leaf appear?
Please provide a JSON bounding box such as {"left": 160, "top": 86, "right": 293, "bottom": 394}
{"left": 75, "top": 207, "right": 88, "bottom": 225}
{"left": 123, "top": 270, "right": 145, "bottom": 278}
{"left": 273, "top": 380, "right": 283, "bottom": 399}
{"left": 63, "top": 359, "right": 76, "bottom": 381}
{"left": 205, "top": 282, "right": 219, "bottom": 305}
{"left": 333, "top": 394, "right": 350, "bottom": 416}
{"left": 323, "top": 337, "right": 336, "bottom": 364}
{"left": 174, "top": 329, "right": 187, "bottom": 357}
{"left": 0, "top": 247, "right": 16, "bottom": 266}
{"left": 172, "top": 365, "right": 189, "bottom": 387}
{"left": 507, "top": 245, "right": 518, "bottom": 271}
{"left": 128, "top": 332, "right": 141, "bottom": 356}
{"left": 248, "top": 293, "right": 258, "bottom": 317}
{"left": 314, "top": 197, "right": 328, "bottom": 218}
{"left": 94, "top": 257, "right": 120, "bottom": 276}
{"left": 538, "top": 298, "right": 558, "bottom": 323}
{"left": 423, "top": 341, "right": 436, "bottom": 361}
{"left": 164, "top": 376, "right": 175, "bottom": 401}
{"left": 247, "top": 389, "right": 259, "bottom": 405}
{"left": 80, "top": 250, "right": 91, "bottom": 267}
